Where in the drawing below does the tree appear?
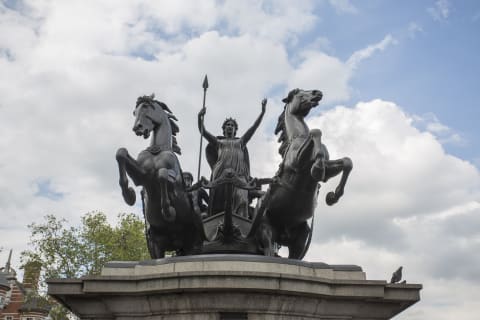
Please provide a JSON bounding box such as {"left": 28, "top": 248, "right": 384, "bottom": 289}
{"left": 21, "top": 212, "right": 150, "bottom": 319}
{"left": 21, "top": 214, "right": 84, "bottom": 279}
{"left": 22, "top": 212, "right": 149, "bottom": 278}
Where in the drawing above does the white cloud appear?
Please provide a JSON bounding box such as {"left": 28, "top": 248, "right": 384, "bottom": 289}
{"left": 309, "top": 101, "right": 479, "bottom": 229}
{"left": 304, "top": 99, "right": 480, "bottom": 318}
{"left": 328, "top": 0, "right": 358, "bottom": 14}
{"left": 218, "top": 0, "right": 317, "bottom": 42}
{"left": 426, "top": 121, "right": 450, "bottom": 134}
{"left": 288, "top": 51, "right": 351, "bottom": 104}
{"left": 413, "top": 113, "right": 466, "bottom": 146}
{"left": 0, "top": 1, "right": 295, "bottom": 269}
{"left": 289, "top": 35, "right": 397, "bottom": 104}
{"left": 0, "top": 2, "right": 478, "bottom": 319}
{"left": 414, "top": 201, "right": 480, "bottom": 221}
{"left": 346, "top": 34, "right": 397, "bottom": 69}
{"left": 408, "top": 22, "right": 424, "bottom": 39}
{"left": 428, "top": 0, "right": 451, "bottom": 21}
{"left": 310, "top": 238, "right": 480, "bottom": 320}
{"left": 308, "top": 36, "right": 333, "bottom": 53}
{"left": 399, "top": 279, "right": 480, "bottom": 320}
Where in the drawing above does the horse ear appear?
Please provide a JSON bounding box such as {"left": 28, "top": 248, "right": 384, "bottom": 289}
{"left": 282, "top": 90, "right": 291, "bottom": 103}
{"left": 150, "top": 93, "right": 155, "bottom": 99}
{"left": 282, "top": 88, "right": 299, "bottom": 103}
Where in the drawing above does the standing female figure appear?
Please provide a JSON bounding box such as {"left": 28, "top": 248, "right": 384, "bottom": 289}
{"left": 198, "top": 99, "right": 267, "bottom": 218}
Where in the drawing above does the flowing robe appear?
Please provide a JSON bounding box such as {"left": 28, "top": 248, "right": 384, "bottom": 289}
{"left": 206, "top": 137, "right": 250, "bottom": 217}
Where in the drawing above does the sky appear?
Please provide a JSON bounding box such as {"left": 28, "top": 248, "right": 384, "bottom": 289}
{"left": 0, "top": 0, "right": 479, "bottom": 319}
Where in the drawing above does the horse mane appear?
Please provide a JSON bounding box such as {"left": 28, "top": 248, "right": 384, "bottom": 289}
{"left": 274, "top": 89, "right": 299, "bottom": 156}
{"left": 137, "top": 95, "right": 182, "bottom": 155}
{"left": 274, "top": 109, "right": 287, "bottom": 156}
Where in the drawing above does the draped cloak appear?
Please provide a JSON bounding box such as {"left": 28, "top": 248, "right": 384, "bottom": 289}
{"left": 206, "top": 137, "right": 250, "bottom": 217}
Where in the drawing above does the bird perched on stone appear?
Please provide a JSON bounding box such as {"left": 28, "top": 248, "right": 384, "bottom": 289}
{"left": 390, "top": 266, "right": 403, "bottom": 283}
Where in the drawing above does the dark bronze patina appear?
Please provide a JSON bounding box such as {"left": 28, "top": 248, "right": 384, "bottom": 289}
{"left": 116, "top": 94, "right": 205, "bottom": 258}
{"left": 254, "top": 89, "right": 352, "bottom": 259}
{"left": 198, "top": 98, "right": 266, "bottom": 218}
{"left": 116, "top": 84, "right": 352, "bottom": 260}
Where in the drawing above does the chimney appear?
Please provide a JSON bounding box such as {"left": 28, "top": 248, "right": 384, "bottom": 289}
{"left": 22, "top": 260, "right": 42, "bottom": 292}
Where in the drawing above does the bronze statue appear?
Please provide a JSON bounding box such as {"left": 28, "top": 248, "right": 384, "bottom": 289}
{"left": 183, "top": 172, "right": 209, "bottom": 219}
{"left": 116, "top": 95, "right": 204, "bottom": 258}
{"left": 254, "top": 88, "right": 352, "bottom": 259}
{"left": 198, "top": 99, "right": 266, "bottom": 218}
{"left": 115, "top": 83, "right": 352, "bottom": 260}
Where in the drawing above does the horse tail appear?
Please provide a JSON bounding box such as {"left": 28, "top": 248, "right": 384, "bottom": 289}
{"left": 298, "top": 215, "right": 314, "bottom": 260}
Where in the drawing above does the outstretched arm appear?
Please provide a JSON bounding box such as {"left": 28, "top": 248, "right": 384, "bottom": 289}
{"left": 198, "top": 107, "right": 217, "bottom": 144}
{"left": 241, "top": 98, "right": 267, "bottom": 143}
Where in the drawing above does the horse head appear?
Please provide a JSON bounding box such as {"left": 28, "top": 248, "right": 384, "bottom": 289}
{"left": 132, "top": 94, "right": 181, "bottom": 154}
{"left": 275, "top": 89, "right": 323, "bottom": 157}
{"left": 133, "top": 94, "right": 162, "bottom": 139}
{"left": 282, "top": 88, "right": 323, "bottom": 117}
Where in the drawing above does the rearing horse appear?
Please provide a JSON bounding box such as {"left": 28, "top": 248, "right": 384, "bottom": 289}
{"left": 258, "top": 88, "right": 352, "bottom": 259}
{"left": 116, "top": 94, "right": 204, "bottom": 258}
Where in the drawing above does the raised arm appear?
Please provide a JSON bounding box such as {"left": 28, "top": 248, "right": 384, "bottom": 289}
{"left": 198, "top": 107, "right": 217, "bottom": 144}
{"left": 241, "top": 98, "right": 267, "bottom": 144}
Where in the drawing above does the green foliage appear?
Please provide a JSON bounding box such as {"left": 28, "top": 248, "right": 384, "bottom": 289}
{"left": 21, "top": 212, "right": 150, "bottom": 319}
{"left": 110, "top": 213, "right": 150, "bottom": 261}
{"left": 22, "top": 212, "right": 149, "bottom": 278}
{"left": 21, "top": 214, "right": 84, "bottom": 279}
{"left": 47, "top": 303, "right": 70, "bottom": 320}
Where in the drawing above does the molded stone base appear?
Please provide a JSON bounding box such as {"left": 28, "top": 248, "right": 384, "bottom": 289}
{"left": 47, "top": 255, "right": 421, "bottom": 320}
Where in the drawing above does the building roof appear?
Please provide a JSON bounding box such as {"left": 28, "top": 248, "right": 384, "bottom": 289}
{"left": 1, "top": 250, "right": 14, "bottom": 290}
{"left": 0, "top": 270, "right": 11, "bottom": 290}
{"left": 1, "top": 252, "right": 52, "bottom": 316}
{"left": 19, "top": 296, "right": 51, "bottom": 314}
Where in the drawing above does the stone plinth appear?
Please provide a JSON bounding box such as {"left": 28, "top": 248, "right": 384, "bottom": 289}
{"left": 47, "top": 255, "right": 421, "bottom": 320}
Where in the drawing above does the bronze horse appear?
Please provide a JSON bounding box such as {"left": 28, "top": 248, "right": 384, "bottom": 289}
{"left": 116, "top": 95, "right": 204, "bottom": 258}
{"left": 257, "top": 89, "right": 352, "bottom": 259}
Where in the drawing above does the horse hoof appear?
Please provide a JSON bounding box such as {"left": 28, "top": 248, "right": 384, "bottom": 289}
{"left": 123, "top": 187, "right": 136, "bottom": 206}
{"left": 164, "top": 206, "right": 176, "bottom": 222}
{"left": 311, "top": 159, "right": 326, "bottom": 182}
{"left": 326, "top": 192, "right": 338, "bottom": 206}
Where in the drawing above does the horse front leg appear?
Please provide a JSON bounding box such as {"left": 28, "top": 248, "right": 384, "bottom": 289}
{"left": 287, "top": 222, "right": 311, "bottom": 260}
{"left": 324, "top": 157, "right": 353, "bottom": 206}
{"left": 116, "top": 147, "right": 144, "bottom": 206}
{"left": 308, "top": 129, "right": 328, "bottom": 182}
{"left": 147, "top": 225, "right": 167, "bottom": 259}
{"left": 157, "top": 168, "right": 176, "bottom": 222}
{"left": 255, "top": 216, "right": 275, "bottom": 257}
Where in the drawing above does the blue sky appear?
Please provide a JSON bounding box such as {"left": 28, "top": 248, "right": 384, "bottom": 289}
{"left": 0, "top": 1, "right": 479, "bottom": 319}
{"left": 304, "top": 1, "right": 480, "bottom": 164}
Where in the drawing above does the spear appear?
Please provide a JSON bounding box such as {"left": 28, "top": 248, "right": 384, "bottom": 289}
{"left": 197, "top": 74, "right": 209, "bottom": 181}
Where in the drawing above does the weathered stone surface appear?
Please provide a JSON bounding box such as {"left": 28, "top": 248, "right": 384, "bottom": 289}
{"left": 48, "top": 255, "right": 421, "bottom": 320}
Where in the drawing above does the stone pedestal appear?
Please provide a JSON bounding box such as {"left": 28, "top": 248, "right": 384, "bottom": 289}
{"left": 47, "top": 255, "right": 421, "bottom": 320}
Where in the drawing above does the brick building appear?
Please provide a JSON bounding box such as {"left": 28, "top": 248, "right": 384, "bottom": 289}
{"left": 0, "top": 251, "right": 50, "bottom": 320}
